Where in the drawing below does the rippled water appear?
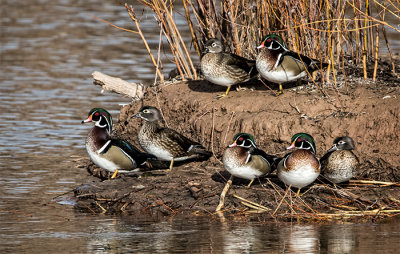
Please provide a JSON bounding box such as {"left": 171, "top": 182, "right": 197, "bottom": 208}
{"left": 1, "top": 0, "right": 400, "bottom": 253}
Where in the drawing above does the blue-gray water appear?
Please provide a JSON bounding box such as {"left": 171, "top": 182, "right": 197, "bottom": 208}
{"left": 1, "top": 0, "right": 400, "bottom": 253}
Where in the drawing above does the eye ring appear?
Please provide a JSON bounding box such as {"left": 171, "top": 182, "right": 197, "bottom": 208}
{"left": 211, "top": 42, "right": 216, "bottom": 47}
{"left": 143, "top": 109, "right": 149, "bottom": 113}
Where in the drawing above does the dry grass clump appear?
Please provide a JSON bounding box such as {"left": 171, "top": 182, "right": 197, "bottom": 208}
{"left": 223, "top": 179, "right": 400, "bottom": 223}
{"left": 125, "top": 0, "right": 398, "bottom": 88}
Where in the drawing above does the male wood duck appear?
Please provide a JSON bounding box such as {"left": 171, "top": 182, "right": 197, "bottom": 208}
{"left": 216, "top": 133, "right": 279, "bottom": 211}
{"left": 256, "top": 34, "right": 329, "bottom": 94}
{"left": 201, "top": 38, "right": 257, "bottom": 99}
{"left": 82, "top": 108, "right": 164, "bottom": 178}
{"left": 223, "top": 133, "right": 278, "bottom": 187}
{"left": 320, "top": 136, "right": 359, "bottom": 184}
{"left": 132, "top": 106, "right": 212, "bottom": 170}
{"left": 277, "top": 133, "right": 320, "bottom": 193}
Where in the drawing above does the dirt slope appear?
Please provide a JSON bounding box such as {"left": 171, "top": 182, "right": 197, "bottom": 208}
{"left": 74, "top": 63, "right": 400, "bottom": 221}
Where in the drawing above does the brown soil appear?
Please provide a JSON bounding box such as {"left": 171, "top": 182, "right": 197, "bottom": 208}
{"left": 74, "top": 58, "right": 400, "bottom": 222}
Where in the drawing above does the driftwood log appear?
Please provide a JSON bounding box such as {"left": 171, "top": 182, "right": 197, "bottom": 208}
{"left": 92, "top": 71, "right": 145, "bottom": 100}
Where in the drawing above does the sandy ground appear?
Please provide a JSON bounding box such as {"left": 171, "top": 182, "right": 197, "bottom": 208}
{"left": 74, "top": 58, "right": 400, "bottom": 222}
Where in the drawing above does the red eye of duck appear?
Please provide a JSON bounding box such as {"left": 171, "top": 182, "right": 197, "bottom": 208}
{"left": 267, "top": 38, "right": 272, "bottom": 42}
{"left": 95, "top": 112, "right": 100, "bottom": 116}
{"left": 238, "top": 137, "right": 244, "bottom": 141}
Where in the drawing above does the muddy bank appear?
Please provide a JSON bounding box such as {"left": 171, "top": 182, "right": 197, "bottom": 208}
{"left": 74, "top": 62, "right": 400, "bottom": 221}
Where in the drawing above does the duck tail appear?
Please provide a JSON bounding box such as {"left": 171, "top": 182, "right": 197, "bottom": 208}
{"left": 270, "top": 156, "right": 283, "bottom": 171}
{"left": 143, "top": 158, "right": 171, "bottom": 170}
{"left": 309, "top": 60, "right": 329, "bottom": 73}
{"left": 249, "top": 65, "right": 259, "bottom": 78}
{"left": 189, "top": 145, "right": 212, "bottom": 160}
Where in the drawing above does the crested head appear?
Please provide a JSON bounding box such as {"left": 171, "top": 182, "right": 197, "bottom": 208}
{"left": 204, "top": 38, "right": 224, "bottom": 54}
{"left": 229, "top": 133, "right": 257, "bottom": 148}
{"left": 133, "top": 106, "right": 162, "bottom": 122}
{"left": 287, "top": 133, "right": 316, "bottom": 154}
{"left": 328, "top": 136, "right": 356, "bottom": 152}
{"left": 82, "top": 108, "right": 113, "bottom": 133}
{"left": 258, "top": 34, "right": 287, "bottom": 50}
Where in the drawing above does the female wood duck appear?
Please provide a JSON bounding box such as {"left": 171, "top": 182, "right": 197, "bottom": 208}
{"left": 277, "top": 133, "right": 320, "bottom": 193}
{"left": 82, "top": 108, "right": 161, "bottom": 178}
{"left": 256, "top": 34, "right": 329, "bottom": 94}
{"left": 132, "top": 106, "right": 212, "bottom": 170}
{"left": 320, "top": 136, "right": 359, "bottom": 184}
{"left": 201, "top": 38, "right": 257, "bottom": 99}
{"left": 223, "top": 133, "right": 278, "bottom": 187}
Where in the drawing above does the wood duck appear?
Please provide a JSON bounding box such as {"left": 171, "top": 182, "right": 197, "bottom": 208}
{"left": 256, "top": 34, "right": 329, "bottom": 94}
{"left": 320, "top": 136, "right": 359, "bottom": 184}
{"left": 277, "top": 133, "right": 320, "bottom": 193}
{"left": 223, "top": 133, "right": 278, "bottom": 187}
{"left": 132, "top": 106, "right": 212, "bottom": 170}
{"left": 82, "top": 108, "right": 164, "bottom": 178}
{"left": 216, "top": 133, "right": 279, "bottom": 211}
{"left": 201, "top": 38, "right": 257, "bottom": 99}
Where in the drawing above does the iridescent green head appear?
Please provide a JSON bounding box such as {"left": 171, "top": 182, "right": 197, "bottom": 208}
{"left": 82, "top": 108, "right": 113, "bottom": 134}
{"left": 229, "top": 133, "right": 257, "bottom": 148}
{"left": 258, "top": 34, "right": 287, "bottom": 50}
{"left": 287, "top": 133, "right": 316, "bottom": 154}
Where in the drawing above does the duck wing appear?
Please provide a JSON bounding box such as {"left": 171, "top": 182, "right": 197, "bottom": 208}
{"left": 249, "top": 147, "right": 281, "bottom": 169}
{"left": 224, "top": 53, "right": 258, "bottom": 76}
{"left": 160, "top": 127, "right": 212, "bottom": 157}
{"left": 111, "top": 138, "right": 156, "bottom": 165}
{"left": 283, "top": 51, "right": 329, "bottom": 72}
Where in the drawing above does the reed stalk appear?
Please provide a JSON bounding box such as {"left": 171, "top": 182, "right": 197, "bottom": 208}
{"left": 128, "top": 0, "right": 398, "bottom": 87}
{"left": 363, "top": 0, "right": 369, "bottom": 79}
{"left": 373, "top": 26, "right": 380, "bottom": 81}
{"left": 125, "top": 4, "right": 164, "bottom": 82}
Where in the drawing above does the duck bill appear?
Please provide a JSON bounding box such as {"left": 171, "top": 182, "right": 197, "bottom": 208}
{"left": 286, "top": 141, "right": 296, "bottom": 150}
{"left": 228, "top": 141, "right": 237, "bottom": 148}
{"left": 257, "top": 41, "right": 265, "bottom": 49}
{"left": 131, "top": 113, "right": 141, "bottom": 119}
{"left": 81, "top": 116, "right": 92, "bottom": 124}
{"left": 327, "top": 144, "right": 338, "bottom": 153}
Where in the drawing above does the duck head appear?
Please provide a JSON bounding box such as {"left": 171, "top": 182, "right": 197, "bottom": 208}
{"left": 287, "top": 133, "right": 316, "bottom": 154}
{"left": 228, "top": 133, "right": 257, "bottom": 149}
{"left": 203, "top": 38, "right": 224, "bottom": 54}
{"left": 132, "top": 106, "right": 162, "bottom": 123}
{"left": 82, "top": 108, "right": 112, "bottom": 134}
{"left": 327, "top": 136, "right": 356, "bottom": 152}
{"left": 257, "top": 34, "right": 287, "bottom": 50}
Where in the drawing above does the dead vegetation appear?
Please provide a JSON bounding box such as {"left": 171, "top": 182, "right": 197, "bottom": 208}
{"left": 72, "top": 1, "right": 400, "bottom": 222}
{"left": 74, "top": 156, "right": 400, "bottom": 223}
{"left": 74, "top": 74, "right": 400, "bottom": 222}
{"left": 125, "top": 0, "right": 398, "bottom": 88}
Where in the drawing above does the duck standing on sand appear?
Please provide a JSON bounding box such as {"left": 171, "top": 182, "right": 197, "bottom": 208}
{"left": 201, "top": 38, "right": 257, "bottom": 99}
{"left": 320, "top": 136, "right": 359, "bottom": 184}
{"left": 132, "top": 106, "right": 212, "bottom": 171}
{"left": 256, "top": 34, "right": 329, "bottom": 94}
